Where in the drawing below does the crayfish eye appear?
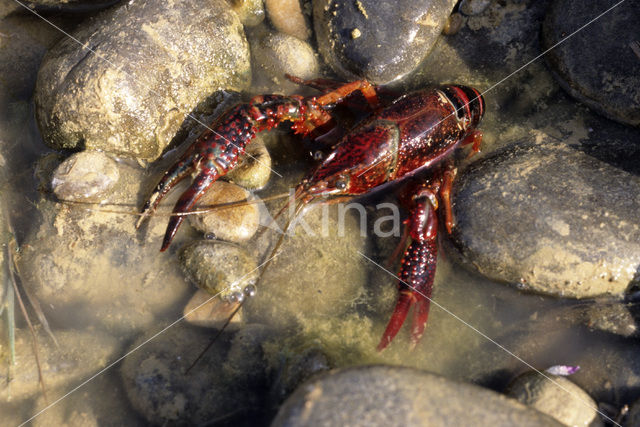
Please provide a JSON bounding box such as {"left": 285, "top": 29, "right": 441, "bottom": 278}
{"left": 335, "top": 179, "right": 347, "bottom": 190}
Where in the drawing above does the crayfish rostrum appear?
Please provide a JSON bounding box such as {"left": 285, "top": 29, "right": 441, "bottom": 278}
{"left": 137, "top": 75, "right": 485, "bottom": 350}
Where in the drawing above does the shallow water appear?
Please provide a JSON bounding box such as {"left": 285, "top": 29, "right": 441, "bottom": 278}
{"left": 1, "top": 2, "right": 639, "bottom": 426}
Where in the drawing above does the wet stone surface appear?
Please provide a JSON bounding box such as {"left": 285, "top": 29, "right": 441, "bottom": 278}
{"left": 542, "top": 0, "right": 640, "bottom": 127}
{"left": 34, "top": 0, "right": 251, "bottom": 161}
{"left": 187, "top": 181, "right": 260, "bottom": 243}
{"left": 507, "top": 371, "right": 602, "bottom": 427}
{"left": 51, "top": 150, "right": 119, "bottom": 203}
{"left": 273, "top": 366, "right": 562, "bottom": 426}
{"left": 313, "top": 0, "right": 457, "bottom": 84}
{"left": 450, "top": 137, "right": 640, "bottom": 298}
{"left": 252, "top": 32, "right": 319, "bottom": 91}
{"left": 179, "top": 240, "right": 259, "bottom": 300}
{"left": 265, "top": 0, "right": 311, "bottom": 40}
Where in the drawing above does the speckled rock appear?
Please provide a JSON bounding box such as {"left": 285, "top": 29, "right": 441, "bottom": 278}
{"left": 507, "top": 371, "right": 602, "bottom": 427}
{"left": 51, "top": 151, "right": 119, "bottom": 203}
{"left": 226, "top": 136, "right": 272, "bottom": 189}
{"left": 179, "top": 240, "right": 259, "bottom": 301}
{"left": 252, "top": 32, "right": 318, "bottom": 91}
{"left": 313, "top": 0, "right": 458, "bottom": 84}
{"left": 121, "top": 323, "right": 265, "bottom": 425}
{"left": 450, "top": 138, "right": 640, "bottom": 298}
{"left": 265, "top": 0, "right": 311, "bottom": 40}
{"left": 273, "top": 366, "right": 562, "bottom": 426}
{"left": 230, "top": 0, "right": 265, "bottom": 27}
{"left": 542, "top": 0, "right": 640, "bottom": 127}
{"left": 188, "top": 181, "right": 260, "bottom": 242}
{"left": 34, "top": 0, "right": 251, "bottom": 161}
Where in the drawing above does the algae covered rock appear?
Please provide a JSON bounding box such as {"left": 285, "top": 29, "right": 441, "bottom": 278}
{"left": 35, "top": 0, "right": 251, "bottom": 161}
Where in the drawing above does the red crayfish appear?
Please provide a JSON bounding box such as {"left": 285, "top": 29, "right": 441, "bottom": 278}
{"left": 137, "top": 76, "right": 485, "bottom": 350}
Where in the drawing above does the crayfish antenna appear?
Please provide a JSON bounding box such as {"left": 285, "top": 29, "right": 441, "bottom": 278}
{"left": 185, "top": 300, "right": 244, "bottom": 374}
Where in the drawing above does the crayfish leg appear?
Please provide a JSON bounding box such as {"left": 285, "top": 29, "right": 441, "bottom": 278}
{"left": 315, "top": 79, "right": 380, "bottom": 109}
{"left": 439, "top": 164, "right": 457, "bottom": 235}
{"left": 160, "top": 169, "right": 217, "bottom": 251}
{"left": 462, "top": 129, "right": 483, "bottom": 159}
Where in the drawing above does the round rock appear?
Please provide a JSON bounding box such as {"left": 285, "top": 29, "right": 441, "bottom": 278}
{"left": 542, "top": 0, "right": 640, "bottom": 126}
{"left": 226, "top": 136, "right": 272, "bottom": 189}
{"left": 451, "top": 139, "right": 640, "bottom": 298}
{"left": 265, "top": 0, "right": 311, "bottom": 40}
{"left": 273, "top": 366, "right": 562, "bottom": 426}
{"left": 188, "top": 181, "right": 260, "bottom": 242}
{"left": 252, "top": 32, "right": 318, "bottom": 90}
{"left": 179, "top": 240, "right": 259, "bottom": 300}
{"left": 313, "top": 0, "right": 458, "bottom": 84}
{"left": 51, "top": 151, "right": 119, "bottom": 203}
{"left": 121, "top": 323, "right": 261, "bottom": 425}
{"left": 507, "top": 371, "right": 601, "bottom": 427}
{"left": 35, "top": 0, "right": 251, "bottom": 161}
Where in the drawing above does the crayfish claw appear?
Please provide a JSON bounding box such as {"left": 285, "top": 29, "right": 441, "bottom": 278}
{"left": 160, "top": 169, "right": 217, "bottom": 252}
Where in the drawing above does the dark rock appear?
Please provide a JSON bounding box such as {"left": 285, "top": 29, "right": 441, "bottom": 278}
{"left": 273, "top": 366, "right": 562, "bottom": 426}
{"left": 313, "top": 0, "right": 457, "bottom": 84}
{"left": 34, "top": 0, "right": 251, "bottom": 161}
{"left": 22, "top": 0, "right": 120, "bottom": 13}
{"left": 450, "top": 137, "right": 640, "bottom": 298}
{"left": 542, "top": 0, "right": 640, "bottom": 127}
{"left": 121, "top": 323, "right": 264, "bottom": 425}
